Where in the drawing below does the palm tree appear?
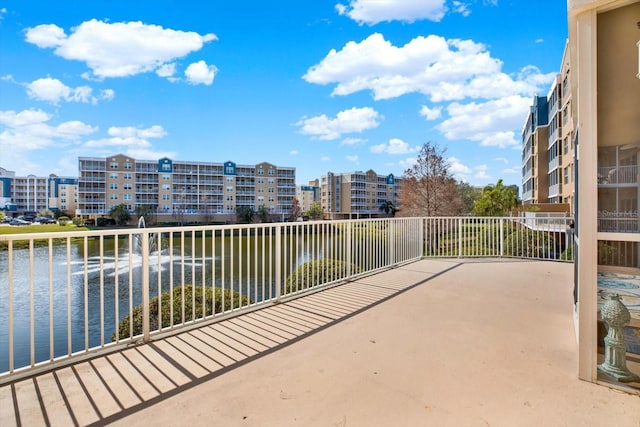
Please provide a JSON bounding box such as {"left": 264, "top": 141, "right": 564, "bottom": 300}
{"left": 379, "top": 200, "right": 396, "bottom": 217}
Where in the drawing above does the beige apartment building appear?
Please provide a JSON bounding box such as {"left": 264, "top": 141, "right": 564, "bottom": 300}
{"left": 320, "top": 170, "right": 400, "bottom": 219}
{"left": 522, "top": 42, "right": 575, "bottom": 213}
{"left": 569, "top": 0, "right": 640, "bottom": 393}
{"left": 296, "top": 180, "right": 320, "bottom": 214}
{"left": 77, "top": 155, "right": 296, "bottom": 223}
{"left": 0, "top": 167, "right": 77, "bottom": 215}
{"left": 522, "top": 96, "right": 550, "bottom": 205}
{"left": 559, "top": 42, "right": 575, "bottom": 210}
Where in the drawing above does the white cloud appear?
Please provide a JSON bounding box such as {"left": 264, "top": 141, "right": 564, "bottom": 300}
{"left": 296, "top": 106, "right": 382, "bottom": 140}
{"left": 25, "top": 19, "right": 217, "bottom": 79}
{"left": 0, "top": 109, "right": 97, "bottom": 152}
{"left": 452, "top": 1, "right": 471, "bottom": 17}
{"left": 84, "top": 125, "right": 166, "bottom": 148}
{"left": 156, "top": 63, "right": 177, "bottom": 78}
{"left": 419, "top": 105, "right": 442, "bottom": 120}
{"left": 370, "top": 138, "right": 420, "bottom": 154}
{"left": 438, "top": 95, "right": 531, "bottom": 147}
{"left": 474, "top": 164, "right": 490, "bottom": 180}
{"left": 290, "top": 150, "right": 299, "bottom": 155}
{"left": 502, "top": 167, "right": 518, "bottom": 174}
{"left": 185, "top": 60, "right": 218, "bottom": 85}
{"left": 304, "top": 33, "right": 555, "bottom": 102}
{"left": 535, "top": 38, "right": 544, "bottom": 44}
{"left": 494, "top": 157, "right": 509, "bottom": 164}
{"left": 25, "top": 77, "right": 114, "bottom": 105}
{"left": 341, "top": 137, "right": 366, "bottom": 145}
{"left": 398, "top": 157, "right": 418, "bottom": 169}
{"left": 335, "top": 0, "right": 447, "bottom": 25}
{"left": 346, "top": 155, "right": 359, "bottom": 162}
{"left": 448, "top": 156, "right": 472, "bottom": 174}
{"left": 321, "top": 155, "right": 331, "bottom": 161}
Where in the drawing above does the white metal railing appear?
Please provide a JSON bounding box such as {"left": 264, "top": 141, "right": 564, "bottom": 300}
{"left": 597, "top": 165, "right": 638, "bottom": 185}
{"left": 0, "top": 216, "right": 572, "bottom": 383}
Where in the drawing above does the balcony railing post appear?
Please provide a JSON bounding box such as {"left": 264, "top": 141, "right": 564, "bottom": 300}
{"left": 141, "top": 231, "right": 150, "bottom": 343}
{"left": 346, "top": 220, "right": 352, "bottom": 278}
{"left": 500, "top": 218, "right": 504, "bottom": 257}
{"left": 458, "top": 217, "right": 463, "bottom": 257}
{"left": 275, "top": 224, "right": 282, "bottom": 302}
{"left": 389, "top": 219, "right": 395, "bottom": 266}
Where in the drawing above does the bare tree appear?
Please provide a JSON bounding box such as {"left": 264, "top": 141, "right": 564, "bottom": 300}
{"left": 398, "top": 142, "right": 460, "bottom": 217}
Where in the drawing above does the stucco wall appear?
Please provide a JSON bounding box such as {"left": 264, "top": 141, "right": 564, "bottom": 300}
{"left": 597, "top": 2, "right": 640, "bottom": 147}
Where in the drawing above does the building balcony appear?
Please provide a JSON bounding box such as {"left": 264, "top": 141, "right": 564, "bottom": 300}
{"left": 1, "top": 257, "right": 638, "bottom": 424}
{"left": 598, "top": 165, "right": 638, "bottom": 186}
{"left": 1, "top": 218, "right": 638, "bottom": 426}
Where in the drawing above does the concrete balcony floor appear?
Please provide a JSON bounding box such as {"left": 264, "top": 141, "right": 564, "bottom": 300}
{"left": 1, "top": 258, "right": 638, "bottom": 426}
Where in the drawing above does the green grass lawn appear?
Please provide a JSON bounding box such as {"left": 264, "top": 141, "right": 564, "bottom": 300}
{"left": 0, "top": 224, "right": 89, "bottom": 235}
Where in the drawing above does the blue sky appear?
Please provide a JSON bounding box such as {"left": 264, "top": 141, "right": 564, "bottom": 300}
{"left": 0, "top": 0, "right": 568, "bottom": 188}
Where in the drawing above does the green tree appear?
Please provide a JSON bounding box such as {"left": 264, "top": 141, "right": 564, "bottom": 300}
{"left": 472, "top": 179, "right": 518, "bottom": 216}
{"left": 456, "top": 181, "right": 482, "bottom": 215}
{"left": 379, "top": 200, "right": 396, "bottom": 217}
{"left": 109, "top": 203, "right": 131, "bottom": 225}
{"left": 398, "top": 141, "right": 461, "bottom": 217}
{"left": 305, "top": 202, "right": 324, "bottom": 220}
{"left": 236, "top": 206, "right": 255, "bottom": 224}
{"left": 256, "top": 204, "right": 269, "bottom": 223}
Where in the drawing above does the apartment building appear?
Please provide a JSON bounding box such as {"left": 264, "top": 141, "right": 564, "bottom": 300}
{"left": 569, "top": 0, "right": 640, "bottom": 392}
{"left": 0, "top": 167, "right": 77, "bottom": 215}
{"left": 521, "top": 95, "right": 549, "bottom": 204}
{"left": 320, "top": 170, "right": 400, "bottom": 219}
{"left": 77, "top": 154, "right": 296, "bottom": 222}
{"left": 296, "top": 180, "right": 320, "bottom": 213}
{"left": 559, "top": 42, "right": 575, "bottom": 210}
{"left": 522, "top": 41, "right": 576, "bottom": 213}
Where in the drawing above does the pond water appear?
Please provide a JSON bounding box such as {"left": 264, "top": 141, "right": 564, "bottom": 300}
{"left": 0, "top": 231, "right": 343, "bottom": 371}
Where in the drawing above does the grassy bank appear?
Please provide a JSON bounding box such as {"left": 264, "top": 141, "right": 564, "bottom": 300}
{"left": 0, "top": 224, "right": 90, "bottom": 250}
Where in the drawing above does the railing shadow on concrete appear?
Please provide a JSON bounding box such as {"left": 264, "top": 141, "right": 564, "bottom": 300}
{"left": 0, "top": 260, "right": 462, "bottom": 426}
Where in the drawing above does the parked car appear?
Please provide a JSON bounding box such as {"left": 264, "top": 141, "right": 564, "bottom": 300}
{"left": 10, "top": 218, "right": 30, "bottom": 226}
{"left": 36, "top": 217, "right": 56, "bottom": 224}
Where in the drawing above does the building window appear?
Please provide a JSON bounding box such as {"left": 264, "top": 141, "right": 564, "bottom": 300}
{"left": 123, "top": 183, "right": 132, "bottom": 190}
{"left": 124, "top": 173, "right": 132, "bottom": 180}
{"left": 124, "top": 162, "right": 132, "bottom": 170}
{"left": 110, "top": 183, "right": 118, "bottom": 190}
{"left": 123, "top": 194, "right": 132, "bottom": 200}
{"left": 110, "top": 194, "right": 118, "bottom": 200}
{"left": 110, "top": 162, "right": 118, "bottom": 169}
{"left": 227, "top": 177, "right": 234, "bottom": 182}
{"left": 162, "top": 184, "right": 170, "bottom": 190}
{"left": 162, "top": 174, "right": 170, "bottom": 180}
{"left": 162, "top": 194, "right": 170, "bottom": 200}
{"left": 110, "top": 173, "right": 118, "bottom": 179}
{"left": 268, "top": 169, "right": 275, "bottom": 175}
